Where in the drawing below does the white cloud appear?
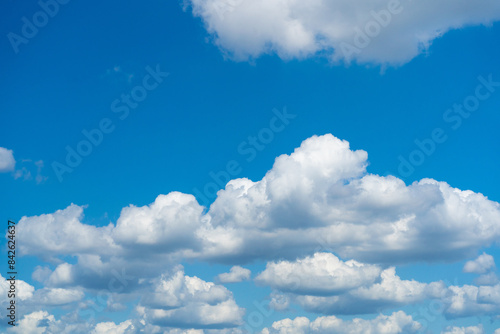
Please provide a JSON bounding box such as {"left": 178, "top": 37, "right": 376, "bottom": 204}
{"left": 91, "top": 320, "right": 135, "bottom": 334}
{"left": 46, "top": 263, "right": 75, "bottom": 286}
{"left": 255, "top": 252, "right": 381, "bottom": 295}
{"left": 16, "top": 134, "right": 500, "bottom": 272}
{"left": 291, "top": 267, "right": 445, "bottom": 315}
{"left": 113, "top": 192, "right": 204, "bottom": 250}
{"left": 140, "top": 267, "right": 244, "bottom": 329}
{"left": 464, "top": 253, "right": 496, "bottom": 274}
{"left": 217, "top": 266, "right": 251, "bottom": 283}
{"left": 254, "top": 253, "right": 447, "bottom": 315}
{"left": 198, "top": 134, "right": 500, "bottom": 265}
{"left": 443, "top": 284, "right": 500, "bottom": 318}
{"left": 6, "top": 310, "right": 242, "bottom": 334}
{"left": 352, "top": 267, "right": 444, "bottom": 303}
{"left": 0, "top": 274, "right": 35, "bottom": 303}
{"left": 41, "top": 254, "right": 143, "bottom": 292}
{"left": 6, "top": 310, "right": 128, "bottom": 334}
{"left": 6, "top": 310, "right": 91, "bottom": 334}
{"left": 7, "top": 311, "right": 57, "bottom": 334}
{"left": 16, "top": 204, "right": 117, "bottom": 257}
{"left": 12, "top": 133, "right": 500, "bottom": 323}
{"left": 0, "top": 147, "right": 15, "bottom": 172}
{"left": 187, "top": 0, "right": 500, "bottom": 65}
{"left": 9, "top": 133, "right": 500, "bottom": 331}
{"left": 269, "top": 255, "right": 500, "bottom": 323}
{"left": 441, "top": 325, "right": 484, "bottom": 334}
{"left": 260, "top": 311, "right": 421, "bottom": 334}
{"left": 33, "top": 287, "right": 84, "bottom": 306}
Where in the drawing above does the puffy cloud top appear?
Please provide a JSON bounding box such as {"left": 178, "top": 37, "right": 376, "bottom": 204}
{"left": 140, "top": 267, "right": 244, "bottom": 329}
{"left": 16, "top": 134, "right": 500, "bottom": 268}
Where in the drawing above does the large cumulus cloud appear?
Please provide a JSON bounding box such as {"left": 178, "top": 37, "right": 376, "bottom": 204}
{"left": 186, "top": 0, "right": 500, "bottom": 65}
{"left": 16, "top": 134, "right": 500, "bottom": 269}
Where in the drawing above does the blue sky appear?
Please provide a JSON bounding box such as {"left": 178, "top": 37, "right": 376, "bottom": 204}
{"left": 1, "top": 0, "right": 500, "bottom": 333}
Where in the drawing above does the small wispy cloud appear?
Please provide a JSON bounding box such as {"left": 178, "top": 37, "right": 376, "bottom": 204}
{"left": 0, "top": 147, "right": 47, "bottom": 184}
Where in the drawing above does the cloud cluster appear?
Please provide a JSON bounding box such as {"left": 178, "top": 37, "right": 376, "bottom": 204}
{"left": 444, "top": 283, "right": 500, "bottom": 318}
{"left": 6, "top": 311, "right": 246, "bottom": 334}
{"left": 254, "top": 252, "right": 500, "bottom": 319}
{"left": 6, "top": 311, "right": 132, "bottom": 334}
{"left": 139, "top": 267, "right": 244, "bottom": 329}
{"left": 16, "top": 134, "right": 500, "bottom": 277}
{"left": 260, "top": 311, "right": 421, "bottom": 334}
{"left": 187, "top": 0, "right": 500, "bottom": 65}
{"left": 257, "top": 253, "right": 445, "bottom": 315}
{"left": 12, "top": 134, "right": 500, "bottom": 331}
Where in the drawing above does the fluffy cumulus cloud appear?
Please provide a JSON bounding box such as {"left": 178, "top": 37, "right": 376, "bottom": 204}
{"left": 8, "top": 311, "right": 59, "bottom": 334}
{"left": 257, "top": 253, "right": 446, "bottom": 315}
{"left": 7, "top": 312, "right": 138, "bottom": 334}
{"left": 16, "top": 134, "right": 500, "bottom": 268}
{"left": 91, "top": 320, "right": 135, "bottom": 334}
{"left": 113, "top": 192, "right": 204, "bottom": 251}
{"left": 198, "top": 134, "right": 500, "bottom": 265}
{"left": 8, "top": 311, "right": 230, "bottom": 334}
{"left": 7, "top": 310, "right": 93, "bottom": 334}
{"left": 0, "top": 274, "right": 34, "bottom": 302}
{"left": 187, "top": 0, "right": 500, "bottom": 65}
{"left": 464, "top": 253, "right": 496, "bottom": 274}
{"left": 217, "top": 266, "right": 251, "bottom": 283}
{"left": 255, "top": 252, "right": 500, "bottom": 318}
{"left": 0, "top": 147, "right": 15, "bottom": 172}
{"left": 255, "top": 252, "right": 381, "bottom": 295}
{"left": 16, "top": 204, "right": 117, "bottom": 257}
{"left": 443, "top": 283, "right": 500, "bottom": 318}
{"left": 139, "top": 267, "right": 244, "bottom": 329}
{"left": 260, "top": 311, "right": 421, "bottom": 334}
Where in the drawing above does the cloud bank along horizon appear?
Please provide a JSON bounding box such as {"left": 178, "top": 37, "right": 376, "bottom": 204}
{"left": 5, "top": 133, "right": 500, "bottom": 332}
